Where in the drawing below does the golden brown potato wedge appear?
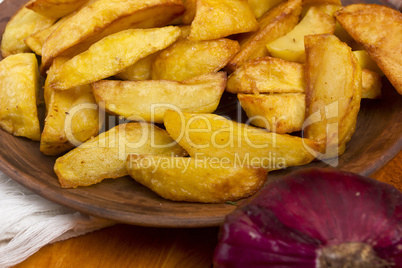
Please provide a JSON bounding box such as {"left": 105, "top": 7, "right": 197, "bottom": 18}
{"left": 126, "top": 154, "right": 268, "bottom": 203}
{"left": 302, "top": 3, "right": 341, "bottom": 17}
{"left": 267, "top": 6, "right": 336, "bottom": 63}
{"left": 47, "top": 26, "right": 181, "bottom": 91}
{"left": 238, "top": 93, "right": 306, "bottom": 133}
{"left": 1, "top": 4, "right": 56, "bottom": 57}
{"left": 24, "top": 14, "right": 71, "bottom": 56}
{"left": 54, "top": 123, "right": 187, "bottom": 188}
{"left": 42, "top": 56, "right": 102, "bottom": 156}
{"left": 43, "top": 57, "right": 68, "bottom": 110}
{"left": 248, "top": 0, "right": 284, "bottom": 19}
{"left": 361, "top": 69, "right": 382, "bottom": 99}
{"left": 302, "top": 0, "right": 340, "bottom": 5}
{"left": 151, "top": 38, "right": 239, "bottom": 81}
{"left": 26, "top": 0, "right": 90, "bottom": 19}
{"left": 333, "top": 22, "right": 362, "bottom": 51}
{"left": 304, "top": 34, "right": 362, "bottom": 159}
{"left": 238, "top": 69, "right": 377, "bottom": 133}
{"left": 353, "top": 50, "right": 382, "bottom": 75}
{"left": 114, "top": 54, "right": 158, "bottom": 81}
{"left": 24, "top": 0, "right": 95, "bottom": 56}
{"left": 164, "top": 110, "right": 320, "bottom": 170}
{"left": 117, "top": 25, "right": 192, "bottom": 81}
{"left": 188, "top": 0, "right": 259, "bottom": 41}
{"left": 182, "top": 0, "right": 197, "bottom": 24}
{"left": 226, "top": 56, "right": 305, "bottom": 94}
{"left": 92, "top": 72, "right": 226, "bottom": 123}
{"left": 40, "top": 0, "right": 184, "bottom": 72}
{"left": 40, "top": 83, "right": 100, "bottom": 156}
{"left": 227, "top": 56, "right": 377, "bottom": 98}
{"left": 335, "top": 4, "right": 402, "bottom": 95}
{"left": 0, "top": 53, "right": 40, "bottom": 141}
{"left": 226, "top": 0, "right": 302, "bottom": 71}
{"left": 116, "top": 25, "right": 195, "bottom": 81}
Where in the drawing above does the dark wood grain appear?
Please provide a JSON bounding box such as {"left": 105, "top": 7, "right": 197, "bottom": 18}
{"left": 0, "top": 0, "right": 401, "bottom": 228}
{"left": 14, "top": 224, "right": 220, "bottom": 268}
{"left": 14, "top": 152, "right": 402, "bottom": 268}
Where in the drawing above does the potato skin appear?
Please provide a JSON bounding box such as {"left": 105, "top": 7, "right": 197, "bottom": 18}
{"left": 92, "top": 72, "right": 226, "bottom": 123}
{"left": 1, "top": 4, "right": 56, "bottom": 57}
{"left": 335, "top": 4, "right": 402, "bottom": 95}
{"left": 26, "top": 0, "right": 90, "bottom": 19}
{"left": 227, "top": 0, "right": 302, "bottom": 71}
{"left": 24, "top": 11, "right": 76, "bottom": 56}
{"left": 266, "top": 6, "right": 336, "bottom": 63}
{"left": 238, "top": 93, "right": 306, "bottom": 134}
{"left": 304, "top": 33, "right": 362, "bottom": 159}
{"left": 248, "top": 0, "right": 284, "bottom": 19}
{"left": 41, "top": 57, "right": 101, "bottom": 157}
{"left": 126, "top": 155, "right": 268, "bottom": 203}
{"left": 41, "top": 0, "right": 185, "bottom": 72}
{"left": 115, "top": 54, "right": 157, "bottom": 81}
{"left": 164, "top": 111, "right": 321, "bottom": 170}
{"left": 0, "top": 53, "right": 41, "bottom": 141}
{"left": 188, "top": 0, "right": 259, "bottom": 41}
{"left": 54, "top": 123, "right": 187, "bottom": 188}
{"left": 152, "top": 38, "right": 240, "bottom": 81}
{"left": 361, "top": 69, "right": 381, "bottom": 99}
{"left": 48, "top": 26, "right": 181, "bottom": 91}
{"left": 227, "top": 56, "right": 376, "bottom": 98}
{"left": 226, "top": 56, "right": 305, "bottom": 94}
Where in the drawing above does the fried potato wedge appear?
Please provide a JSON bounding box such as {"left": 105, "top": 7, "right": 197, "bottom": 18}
{"left": 26, "top": 0, "right": 90, "bottom": 19}
{"left": 47, "top": 26, "right": 181, "bottom": 91}
{"left": 114, "top": 53, "right": 158, "bottom": 81}
{"left": 333, "top": 22, "right": 362, "bottom": 51}
{"left": 226, "top": 56, "right": 305, "bottom": 94}
{"left": 41, "top": 57, "right": 101, "bottom": 156}
{"left": 0, "top": 53, "right": 40, "bottom": 141}
{"left": 248, "top": 0, "right": 284, "bottom": 19}
{"left": 335, "top": 4, "right": 402, "bottom": 94}
{"left": 126, "top": 155, "right": 268, "bottom": 203}
{"left": 188, "top": 0, "right": 258, "bottom": 41}
{"left": 238, "top": 93, "right": 306, "bottom": 133}
{"left": 24, "top": 14, "right": 71, "bottom": 56}
{"left": 1, "top": 4, "right": 56, "bottom": 57}
{"left": 24, "top": 0, "right": 95, "bottom": 56}
{"left": 115, "top": 24, "right": 193, "bottom": 81}
{"left": 54, "top": 123, "right": 187, "bottom": 188}
{"left": 353, "top": 50, "right": 382, "bottom": 75}
{"left": 267, "top": 6, "right": 335, "bottom": 63}
{"left": 361, "top": 69, "right": 382, "bottom": 99}
{"left": 164, "top": 110, "right": 320, "bottom": 170}
{"left": 41, "top": 0, "right": 184, "bottom": 72}
{"left": 92, "top": 72, "right": 226, "bottom": 123}
{"left": 227, "top": 55, "right": 376, "bottom": 98}
{"left": 182, "top": 0, "right": 197, "bottom": 24}
{"left": 302, "top": 0, "right": 341, "bottom": 5}
{"left": 302, "top": 3, "right": 341, "bottom": 17}
{"left": 227, "top": 0, "right": 302, "bottom": 71}
{"left": 40, "top": 83, "right": 100, "bottom": 156}
{"left": 304, "top": 34, "right": 362, "bottom": 159}
{"left": 42, "top": 57, "right": 102, "bottom": 156}
{"left": 151, "top": 38, "right": 239, "bottom": 81}
{"left": 43, "top": 57, "right": 67, "bottom": 109}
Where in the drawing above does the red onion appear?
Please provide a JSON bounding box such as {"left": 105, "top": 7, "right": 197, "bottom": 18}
{"left": 214, "top": 168, "right": 402, "bottom": 267}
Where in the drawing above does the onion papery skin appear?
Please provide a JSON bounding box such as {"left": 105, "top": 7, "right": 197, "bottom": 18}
{"left": 213, "top": 168, "right": 402, "bottom": 267}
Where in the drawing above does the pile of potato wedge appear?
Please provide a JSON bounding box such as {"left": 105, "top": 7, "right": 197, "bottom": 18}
{"left": 0, "top": 0, "right": 401, "bottom": 203}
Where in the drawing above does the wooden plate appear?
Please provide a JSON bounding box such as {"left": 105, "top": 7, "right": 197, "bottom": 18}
{"left": 0, "top": 0, "right": 401, "bottom": 228}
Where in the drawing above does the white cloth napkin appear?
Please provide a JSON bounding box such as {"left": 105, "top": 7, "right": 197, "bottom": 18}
{"left": 0, "top": 172, "right": 115, "bottom": 268}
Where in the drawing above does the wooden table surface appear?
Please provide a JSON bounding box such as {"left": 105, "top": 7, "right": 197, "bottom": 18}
{"left": 15, "top": 151, "right": 401, "bottom": 268}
